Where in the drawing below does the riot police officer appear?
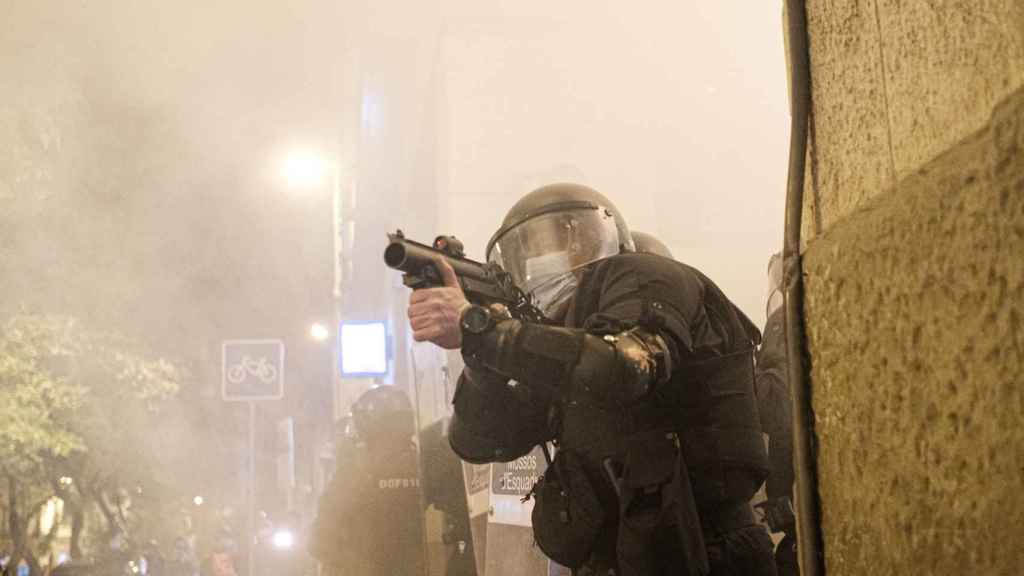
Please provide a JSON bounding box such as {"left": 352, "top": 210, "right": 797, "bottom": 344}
{"left": 330, "top": 414, "right": 360, "bottom": 479}
{"left": 309, "top": 386, "right": 425, "bottom": 576}
{"left": 406, "top": 183, "right": 777, "bottom": 575}
{"left": 754, "top": 254, "right": 797, "bottom": 576}
{"left": 633, "top": 231, "right": 796, "bottom": 571}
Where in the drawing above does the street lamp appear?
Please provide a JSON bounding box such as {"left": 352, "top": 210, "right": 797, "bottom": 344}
{"left": 272, "top": 529, "right": 295, "bottom": 550}
{"left": 281, "top": 150, "right": 329, "bottom": 190}
{"left": 310, "top": 322, "right": 330, "bottom": 342}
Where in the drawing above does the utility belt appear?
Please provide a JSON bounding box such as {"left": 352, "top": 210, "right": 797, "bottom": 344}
{"left": 529, "top": 428, "right": 711, "bottom": 576}
{"left": 528, "top": 344, "right": 766, "bottom": 575}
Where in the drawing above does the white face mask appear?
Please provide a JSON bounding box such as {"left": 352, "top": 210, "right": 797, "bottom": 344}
{"left": 524, "top": 251, "right": 578, "bottom": 318}
{"left": 530, "top": 272, "right": 578, "bottom": 318}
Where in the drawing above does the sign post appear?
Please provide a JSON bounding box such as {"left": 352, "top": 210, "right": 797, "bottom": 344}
{"left": 222, "top": 339, "right": 285, "bottom": 576}
{"left": 247, "top": 402, "right": 255, "bottom": 576}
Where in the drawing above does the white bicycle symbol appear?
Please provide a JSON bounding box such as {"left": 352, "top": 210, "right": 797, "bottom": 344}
{"left": 227, "top": 355, "right": 279, "bottom": 384}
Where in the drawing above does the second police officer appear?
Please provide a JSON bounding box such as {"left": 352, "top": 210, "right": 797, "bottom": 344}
{"left": 309, "top": 386, "right": 426, "bottom": 576}
{"left": 755, "top": 254, "right": 798, "bottom": 576}
{"left": 406, "top": 183, "right": 777, "bottom": 575}
{"left": 632, "top": 232, "right": 798, "bottom": 575}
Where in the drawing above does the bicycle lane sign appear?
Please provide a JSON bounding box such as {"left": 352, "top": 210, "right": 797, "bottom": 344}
{"left": 222, "top": 339, "right": 285, "bottom": 401}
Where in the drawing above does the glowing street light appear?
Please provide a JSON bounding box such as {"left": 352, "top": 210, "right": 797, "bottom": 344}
{"left": 193, "top": 495, "right": 205, "bottom": 507}
{"left": 59, "top": 476, "right": 74, "bottom": 488}
{"left": 310, "top": 323, "right": 330, "bottom": 342}
{"left": 281, "top": 150, "right": 329, "bottom": 189}
{"left": 272, "top": 529, "right": 295, "bottom": 550}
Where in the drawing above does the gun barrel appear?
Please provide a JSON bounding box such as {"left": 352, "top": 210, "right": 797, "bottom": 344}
{"left": 383, "top": 241, "right": 415, "bottom": 269}
{"left": 384, "top": 237, "right": 489, "bottom": 282}
{"left": 386, "top": 231, "right": 548, "bottom": 323}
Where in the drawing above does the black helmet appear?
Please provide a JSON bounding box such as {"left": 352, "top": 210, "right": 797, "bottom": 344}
{"left": 334, "top": 414, "right": 358, "bottom": 442}
{"left": 351, "top": 386, "right": 415, "bottom": 443}
{"left": 486, "top": 183, "right": 634, "bottom": 315}
{"left": 631, "top": 231, "right": 674, "bottom": 259}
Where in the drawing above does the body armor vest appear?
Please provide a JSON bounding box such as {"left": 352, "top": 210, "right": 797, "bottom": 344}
{"left": 565, "top": 254, "right": 771, "bottom": 507}
{"left": 664, "top": 347, "right": 771, "bottom": 505}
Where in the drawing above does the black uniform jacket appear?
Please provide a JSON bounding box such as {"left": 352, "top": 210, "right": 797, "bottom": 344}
{"left": 310, "top": 442, "right": 425, "bottom": 576}
{"left": 449, "top": 253, "right": 768, "bottom": 503}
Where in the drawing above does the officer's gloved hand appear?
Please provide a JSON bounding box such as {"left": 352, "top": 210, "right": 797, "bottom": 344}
{"left": 775, "top": 531, "right": 799, "bottom": 576}
{"left": 755, "top": 496, "right": 796, "bottom": 534}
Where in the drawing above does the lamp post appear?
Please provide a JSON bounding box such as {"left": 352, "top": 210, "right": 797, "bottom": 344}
{"left": 237, "top": 149, "right": 336, "bottom": 576}
{"left": 309, "top": 323, "right": 330, "bottom": 342}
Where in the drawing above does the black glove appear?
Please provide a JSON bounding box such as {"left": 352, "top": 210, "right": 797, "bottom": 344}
{"left": 755, "top": 496, "right": 796, "bottom": 534}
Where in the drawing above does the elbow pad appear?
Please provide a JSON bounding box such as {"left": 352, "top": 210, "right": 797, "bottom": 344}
{"left": 572, "top": 328, "right": 672, "bottom": 406}
{"left": 462, "top": 318, "right": 580, "bottom": 390}
{"left": 464, "top": 318, "right": 672, "bottom": 407}
{"left": 449, "top": 364, "right": 555, "bottom": 463}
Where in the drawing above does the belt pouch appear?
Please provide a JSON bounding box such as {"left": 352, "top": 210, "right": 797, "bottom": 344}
{"left": 530, "top": 448, "right": 605, "bottom": 569}
{"left": 616, "top": 429, "right": 709, "bottom": 576}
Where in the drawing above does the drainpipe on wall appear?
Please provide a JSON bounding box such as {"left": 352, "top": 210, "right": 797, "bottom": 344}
{"left": 782, "top": 0, "right": 826, "bottom": 575}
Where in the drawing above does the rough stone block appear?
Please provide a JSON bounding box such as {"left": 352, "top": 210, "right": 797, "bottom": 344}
{"left": 876, "top": 0, "right": 1024, "bottom": 179}
{"left": 804, "top": 0, "right": 896, "bottom": 234}
{"left": 802, "top": 87, "right": 1024, "bottom": 575}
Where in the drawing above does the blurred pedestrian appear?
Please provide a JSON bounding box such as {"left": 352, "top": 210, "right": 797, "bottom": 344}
{"left": 200, "top": 552, "right": 237, "bottom": 576}
{"left": 166, "top": 537, "right": 198, "bottom": 576}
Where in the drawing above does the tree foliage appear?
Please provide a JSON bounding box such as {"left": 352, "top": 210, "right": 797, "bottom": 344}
{"left": 0, "top": 316, "right": 87, "bottom": 475}
{"left": 0, "top": 314, "right": 184, "bottom": 571}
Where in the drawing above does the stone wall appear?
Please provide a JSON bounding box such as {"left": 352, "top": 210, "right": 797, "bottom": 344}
{"left": 799, "top": 1, "right": 1024, "bottom": 574}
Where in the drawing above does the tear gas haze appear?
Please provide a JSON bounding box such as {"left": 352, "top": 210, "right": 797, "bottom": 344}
{"left": 1, "top": 1, "right": 788, "bottom": 574}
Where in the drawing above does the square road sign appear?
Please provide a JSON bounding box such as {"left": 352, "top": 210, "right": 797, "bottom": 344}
{"left": 222, "top": 339, "right": 285, "bottom": 401}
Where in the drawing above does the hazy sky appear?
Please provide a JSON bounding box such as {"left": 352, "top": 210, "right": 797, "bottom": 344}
{"left": 2, "top": 0, "right": 789, "bottom": 332}
{"left": 0, "top": 0, "right": 793, "bottom": 544}
{"left": 432, "top": 0, "right": 791, "bottom": 326}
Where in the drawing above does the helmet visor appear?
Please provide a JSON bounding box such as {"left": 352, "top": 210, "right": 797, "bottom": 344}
{"left": 488, "top": 207, "right": 621, "bottom": 295}
{"left": 766, "top": 253, "right": 784, "bottom": 317}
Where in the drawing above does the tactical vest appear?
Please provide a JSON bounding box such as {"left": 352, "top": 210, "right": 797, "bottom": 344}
{"left": 565, "top": 253, "right": 771, "bottom": 507}
{"left": 664, "top": 347, "right": 771, "bottom": 506}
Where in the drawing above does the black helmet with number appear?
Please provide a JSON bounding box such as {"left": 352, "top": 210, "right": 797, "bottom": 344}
{"left": 351, "top": 386, "right": 415, "bottom": 444}
{"left": 631, "top": 231, "right": 674, "bottom": 259}
{"left": 486, "top": 183, "right": 634, "bottom": 317}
